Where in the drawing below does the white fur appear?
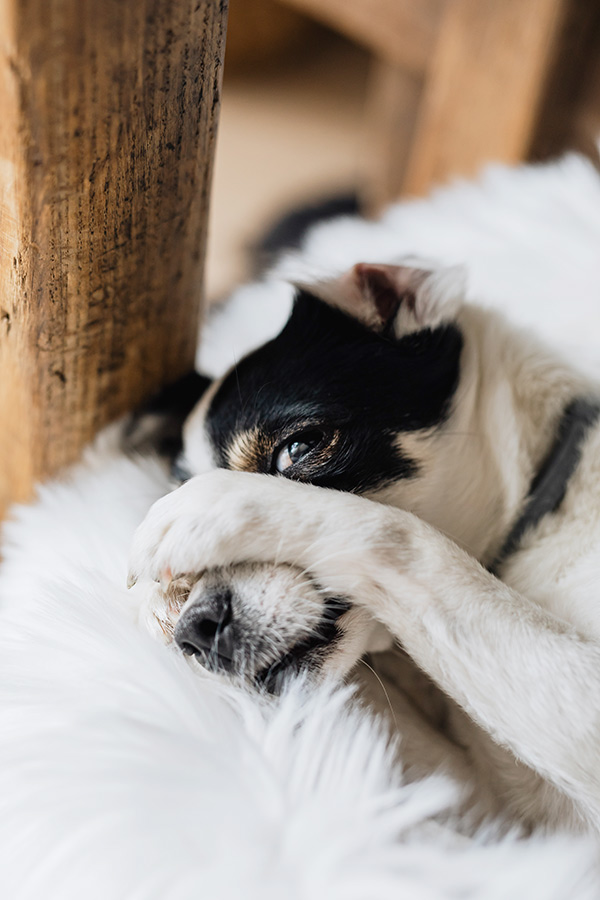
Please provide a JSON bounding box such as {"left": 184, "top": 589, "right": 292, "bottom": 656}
{"left": 2, "top": 437, "right": 599, "bottom": 899}
{"left": 3, "top": 154, "right": 600, "bottom": 895}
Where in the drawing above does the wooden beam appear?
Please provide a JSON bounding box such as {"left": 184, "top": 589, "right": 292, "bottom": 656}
{"left": 401, "top": 0, "right": 566, "bottom": 196}
{"left": 362, "top": 60, "right": 424, "bottom": 214}
{"left": 279, "top": 0, "right": 442, "bottom": 75}
{"left": 0, "top": 0, "right": 228, "bottom": 515}
{"left": 530, "top": 0, "right": 600, "bottom": 164}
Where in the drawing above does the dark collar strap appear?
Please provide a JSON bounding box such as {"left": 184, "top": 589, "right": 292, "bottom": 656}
{"left": 490, "top": 397, "right": 600, "bottom": 575}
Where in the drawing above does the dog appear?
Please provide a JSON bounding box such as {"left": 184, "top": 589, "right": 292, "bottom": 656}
{"left": 128, "top": 259, "right": 600, "bottom": 834}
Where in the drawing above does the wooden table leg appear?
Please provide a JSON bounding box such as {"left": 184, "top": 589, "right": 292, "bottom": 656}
{"left": 0, "top": 0, "right": 228, "bottom": 516}
{"left": 530, "top": 0, "right": 600, "bottom": 163}
{"left": 362, "top": 60, "right": 424, "bottom": 215}
{"left": 401, "top": 0, "right": 566, "bottom": 196}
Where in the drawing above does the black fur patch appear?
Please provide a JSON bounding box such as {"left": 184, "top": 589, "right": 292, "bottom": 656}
{"left": 205, "top": 291, "right": 463, "bottom": 493}
{"left": 123, "top": 371, "right": 211, "bottom": 460}
{"left": 490, "top": 397, "right": 600, "bottom": 574}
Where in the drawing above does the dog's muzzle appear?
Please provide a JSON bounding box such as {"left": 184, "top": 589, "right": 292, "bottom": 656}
{"left": 174, "top": 575, "right": 351, "bottom": 692}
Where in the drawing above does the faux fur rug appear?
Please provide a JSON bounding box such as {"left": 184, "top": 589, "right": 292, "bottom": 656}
{"left": 2, "top": 154, "right": 600, "bottom": 899}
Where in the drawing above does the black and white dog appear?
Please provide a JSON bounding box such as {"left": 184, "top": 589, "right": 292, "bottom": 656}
{"left": 129, "top": 260, "right": 600, "bottom": 834}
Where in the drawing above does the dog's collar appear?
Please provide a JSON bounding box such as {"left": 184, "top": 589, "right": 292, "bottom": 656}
{"left": 490, "top": 397, "right": 600, "bottom": 575}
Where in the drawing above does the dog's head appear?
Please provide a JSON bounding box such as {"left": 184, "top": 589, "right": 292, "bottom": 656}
{"left": 185, "top": 261, "right": 466, "bottom": 495}
{"left": 154, "top": 261, "right": 470, "bottom": 689}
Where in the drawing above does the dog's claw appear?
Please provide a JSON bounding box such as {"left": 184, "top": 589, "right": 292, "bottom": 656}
{"left": 160, "top": 566, "right": 173, "bottom": 591}
{"left": 127, "top": 572, "right": 138, "bottom": 589}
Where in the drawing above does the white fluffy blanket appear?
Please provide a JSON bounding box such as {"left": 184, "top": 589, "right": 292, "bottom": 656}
{"left": 2, "top": 155, "right": 600, "bottom": 899}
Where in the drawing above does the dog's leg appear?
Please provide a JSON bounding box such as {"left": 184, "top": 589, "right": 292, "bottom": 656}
{"left": 129, "top": 470, "right": 600, "bottom": 829}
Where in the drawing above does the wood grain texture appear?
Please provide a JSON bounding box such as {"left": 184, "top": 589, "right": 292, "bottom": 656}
{"left": 402, "top": 0, "right": 566, "bottom": 196}
{"left": 530, "top": 0, "right": 600, "bottom": 164}
{"left": 0, "top": 0, "right": 227, "bottom": 515}
{"left": 279, "top": 0, "right": 442, "bottom": 74}
{"left": 362, "top": 60, "right": 424, "bottom": 214}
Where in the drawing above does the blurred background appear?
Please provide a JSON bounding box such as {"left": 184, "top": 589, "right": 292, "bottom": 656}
{"left": 206, "top": 0, "right": 600, "bottom": 302}
{"left": 206, "top": 1, "right": 368, "bottom": 300}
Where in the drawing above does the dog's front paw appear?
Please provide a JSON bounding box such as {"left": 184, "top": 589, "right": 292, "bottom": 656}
{"left": 129, "top": 469, "right": 329, "bottom": 585}
{"left": 128, "top": 470, "right": 277, "bottom": 587}
{"left": 127, "top": 467, "right": 410, "bottom": 604}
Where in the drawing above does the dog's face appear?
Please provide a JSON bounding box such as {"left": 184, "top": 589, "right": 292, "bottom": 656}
{"left": 146, "top": 262, "right": 468, "bottom": 689}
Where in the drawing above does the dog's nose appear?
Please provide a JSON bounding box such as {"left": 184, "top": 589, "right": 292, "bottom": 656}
{"left": 174, "top": 589, "right": 234, "bottom": 669}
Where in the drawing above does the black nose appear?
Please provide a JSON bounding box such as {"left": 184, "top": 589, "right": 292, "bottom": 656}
{"left": 174, "top": 589, "right": 234, "bottom": 670}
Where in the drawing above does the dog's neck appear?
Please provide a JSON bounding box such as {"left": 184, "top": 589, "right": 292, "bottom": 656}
{"left": 373, "top": 306, "right": 594, "bottom": 565}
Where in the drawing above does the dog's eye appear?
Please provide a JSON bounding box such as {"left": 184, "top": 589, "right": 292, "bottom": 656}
{"left": 274, "top": 431, "right": 323, "bottom": 474}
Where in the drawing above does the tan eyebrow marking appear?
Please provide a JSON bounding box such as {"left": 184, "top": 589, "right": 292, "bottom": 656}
{"left": 226, "top": 427, "right": 274, "bottom": 472}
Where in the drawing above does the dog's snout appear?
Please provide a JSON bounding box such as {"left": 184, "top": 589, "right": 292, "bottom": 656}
{"left": 174, "top": 589, "right": 234, "bottom": 668}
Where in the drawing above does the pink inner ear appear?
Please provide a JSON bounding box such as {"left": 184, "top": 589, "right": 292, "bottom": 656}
{"left": 353, "top": 263, "right": 429, "bottom": 328}
{"left": 354, "top": 264, "right": 403, "bottom": 326}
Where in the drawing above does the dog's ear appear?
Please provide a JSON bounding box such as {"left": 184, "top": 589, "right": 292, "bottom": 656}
{"left": 295, "top": 261, "right": 466, "bottom": 337}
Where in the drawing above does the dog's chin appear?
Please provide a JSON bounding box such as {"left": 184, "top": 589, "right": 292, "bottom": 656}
{"left": 249, "top": 606, "right": 393, "bottom": 695}
{"left": 254, "top": 597, "right": 352, "bottom": 694}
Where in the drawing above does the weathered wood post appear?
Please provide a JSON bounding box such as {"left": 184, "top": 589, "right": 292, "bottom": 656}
{"left": 0, "top": 0, "right": 228, "bottom": 516}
